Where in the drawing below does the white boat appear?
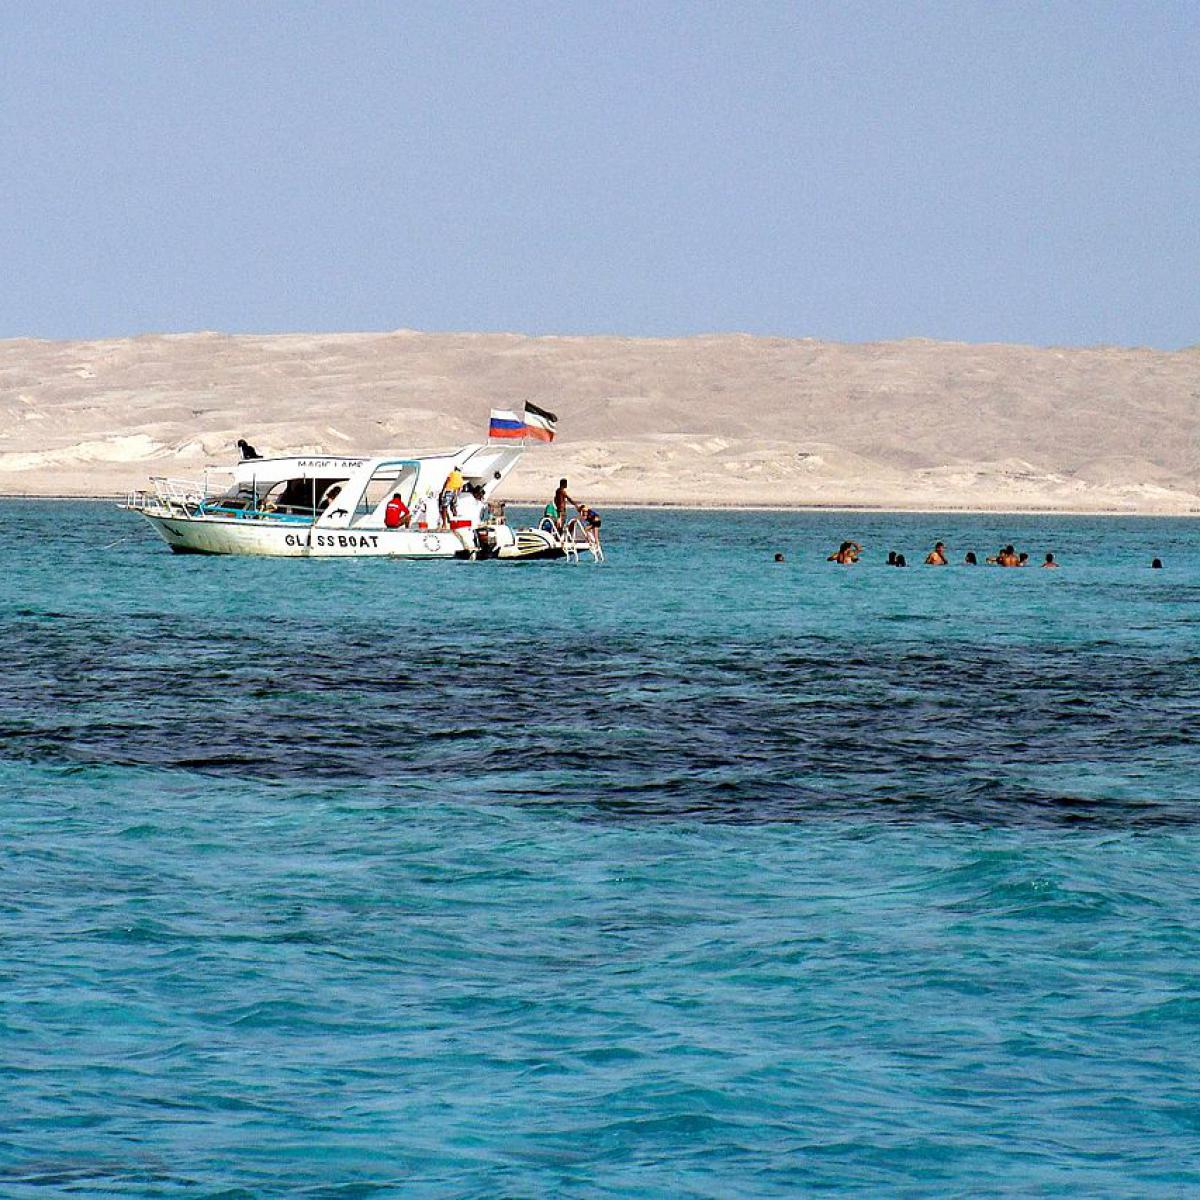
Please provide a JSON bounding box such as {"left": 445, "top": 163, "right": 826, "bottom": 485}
{"left": 121, "top": 442, "right": 601, "bottom": 560}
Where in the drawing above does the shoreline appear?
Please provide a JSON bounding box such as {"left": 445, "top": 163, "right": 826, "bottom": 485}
{"left": 4, "top": 330, "right": 1197, "bottom": 524}
{"left": 4, "top": 493, "right": 1197, "bottom": 518}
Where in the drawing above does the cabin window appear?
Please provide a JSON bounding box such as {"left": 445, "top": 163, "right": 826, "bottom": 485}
{"left": 264, "top": 477, "right": 347, "bottom": 515}
{"left": 356, "top": 467, "right": 418, "bottom": 517}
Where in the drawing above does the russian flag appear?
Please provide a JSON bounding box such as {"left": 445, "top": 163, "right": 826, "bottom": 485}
{"left": 524, "top": 401, "right": 558, "bottom": 443}
{"left": 489, "top": 408, "right": 526, "bottom": 439}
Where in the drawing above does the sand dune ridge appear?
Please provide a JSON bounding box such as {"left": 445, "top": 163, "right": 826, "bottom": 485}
{"left": 1, "top": 331, "right": 1197, "bottom": 511}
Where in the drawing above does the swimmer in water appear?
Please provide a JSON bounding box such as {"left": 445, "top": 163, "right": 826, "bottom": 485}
{"left": 886, "top": 551, "right": 898, "bottom": 566}
{"left": 895, "top": 553, "right": 907, "bottom": 567}
{"left": 924, "top": 541, "right": 949, "bottom": 566}
{"left": 827, "top": 541, "right": 861, "bottom": 564}
{"left": 964, "top": 551, "right": 978, "bottom": 565}
{"left": 1018, "top": 552, "right": 1030, "bottom": 567}
{"left": 1041, "top": 552, "right": 1058, "bottom": 568}
{"left": 774, "top": 552, "right": 785, "bottom": 563}
{"left": 1151, "top": 558, "right": 1163, "bottom": 569}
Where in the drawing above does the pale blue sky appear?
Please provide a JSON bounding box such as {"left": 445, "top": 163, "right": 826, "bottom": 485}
{"left": 1, "top": 1, "right": 1196, "bottom": 346}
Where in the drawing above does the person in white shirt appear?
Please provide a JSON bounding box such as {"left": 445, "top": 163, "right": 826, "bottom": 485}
{"left": 414, "top": 492, "right": 438, "bottom": 530}
{"left": 449, "top": 486, "right": 483, "bottom": 552}
{"left": 455, "top": 488, "right": 482, "bottom": 526}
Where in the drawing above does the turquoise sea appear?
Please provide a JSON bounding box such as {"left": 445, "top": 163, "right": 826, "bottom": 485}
{"left": 3, "top": 500, "right": 1199, "bottom": 1198}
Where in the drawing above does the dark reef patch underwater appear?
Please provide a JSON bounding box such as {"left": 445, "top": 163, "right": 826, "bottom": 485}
{"left": 2, "top": 501, "right": 1200, "bottom": 1196}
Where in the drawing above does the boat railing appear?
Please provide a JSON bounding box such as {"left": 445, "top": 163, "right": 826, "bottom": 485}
{"left": 562, "top": 517, "right": 604, "bottom": 563}
{"left": 120, "top": 476, "right": 208, "bottom": 515}
{"left": 534, "top": 514, "right": 602, "bottom": 562}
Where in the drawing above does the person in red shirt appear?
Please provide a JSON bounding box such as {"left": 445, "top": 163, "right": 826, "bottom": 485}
{"left": 384, "top": 494, "right": 411, "bottom": 529}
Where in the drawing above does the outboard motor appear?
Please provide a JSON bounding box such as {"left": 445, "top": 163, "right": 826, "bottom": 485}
{"left": 475, "top": 527, "right": 499, "bottom": 559}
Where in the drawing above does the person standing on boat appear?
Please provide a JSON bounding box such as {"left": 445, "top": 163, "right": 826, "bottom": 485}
{"left": 449, "top": 484, "right": 484, "bottom": 553}
{"left": 449, "top": 485, "right": 477, "bottom": 529}
{"left": 414, "top": 492, "right": 438, "bottom": 530}
{"left": 439, "top": 464, "right": 464, "bottom": 528}
{"left": 553, "top": 479, "right": 576, "bottom": 531}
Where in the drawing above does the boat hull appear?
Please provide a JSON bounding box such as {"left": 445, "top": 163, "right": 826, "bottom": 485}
{"left": 144, "top": 513, "right": 479, "bottom": 558}
{"left": 492, "top": 527, "right": 572, "bottom": 560}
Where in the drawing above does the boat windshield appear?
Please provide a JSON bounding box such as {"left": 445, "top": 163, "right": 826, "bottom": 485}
{"left": 354, "top": 463, "right": 420, "bottom": 517}
{"left": 267, "top": 477, "right": 349, "bottom": 515}
{"left": 205, "top": 476, "right": 348, "bottom": 516}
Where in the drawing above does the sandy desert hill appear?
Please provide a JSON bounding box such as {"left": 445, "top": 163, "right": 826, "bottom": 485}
{"left": 1, "top": 330, "right": 1198, "bottom": 511}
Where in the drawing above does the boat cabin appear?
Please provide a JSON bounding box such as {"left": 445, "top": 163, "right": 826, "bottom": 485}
{"left": 203, "top": 444, "right": 521, "bottom": 528}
